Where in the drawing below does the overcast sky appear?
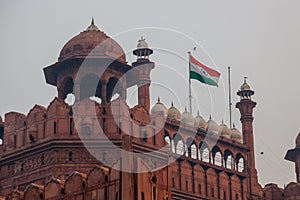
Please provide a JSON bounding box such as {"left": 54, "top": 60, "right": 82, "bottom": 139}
{"left": 1, "top": 0, "right": 300, "bottom": 187}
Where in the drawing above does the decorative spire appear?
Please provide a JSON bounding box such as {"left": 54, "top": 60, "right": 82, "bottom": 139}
{"left": 171, "top": 101, "right": 174, "bottom": 107}
{"left": 244, "top": 76, "right": 247, "bottom": 83}
{"left": 222, "top": 119, "right": 224, "bottom": 124}
{"left": 86, "top": 17, "right": 100, "bottom": 31}
{"left": 233, "top": 123, "right": 236, "bottom": 128}
{"left": 197, "top": 110, "right": 200, "bottom": 116}
{"left": 209, "top": 114, "right": 212, "bottom": 120}
{"left": 157, "top": 96, "right": 160, "bottom": 103}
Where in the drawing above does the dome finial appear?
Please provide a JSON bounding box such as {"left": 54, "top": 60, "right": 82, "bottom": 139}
{"left": 244, "top": 76, "right": 247, "bottom": 83}
{"left": 158, "top": 96, "right": 160, "bottom": 103}
{"left": 233, "top": 123, "right": 236, "bottom": 128}
{"left": 209, "top": 114, "right": 212, "bottom": 120}
{"left": 171, "top": 101, "right": 174, "bottom": 107}
{"left": 86, "top": 18, "right": 99, "bottom": 31}
{"left": 222, "top": 119, "right": 224, "bottom": 124}
{"left": 184, "top": 106, "right": 187, "bottom": 112}
{"left": 197, "top": 110, "right": 200, "bottom": 116}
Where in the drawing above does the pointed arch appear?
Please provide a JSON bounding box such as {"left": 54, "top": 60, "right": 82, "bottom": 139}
{"left": 80, "top": 73, "right": 102, "bottom": 100}
{"left": 24, "top": 183, "right": 44, "bottom": 200}
{"left": 219, "top": 172, "right": 230, "bottom": 200}
{"left": 44, "top": 178, "right": 64, "bottom": 200}
{"left": 236, "top": 153, "right": 245, "bottom": 172}
{"left": 212, "top": 145, "right": 222, "bottom": 166}
{"left": 199, "top": 142, "right": 210, "bottom": 162}
{"left": 173, "top": 133, "right": 184, "bottom": 155}
{"left": 164, "top": 130, "right": 171, "bottom": 151}
{"left": 224, "top": 149, "right": 234, "bottom": 170}
{"left": 193, "top": 165, "right": 205, "bottom": 195}
{"left": 64, "top": 171, "right": 87, "bottom": 197}
{"left": 206, "top": 168, "right": 218, "bottom": 198}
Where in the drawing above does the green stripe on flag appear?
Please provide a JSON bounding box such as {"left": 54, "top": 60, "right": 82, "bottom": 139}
{"left": 190, "top": 71, "right": 218, "bottom": 87}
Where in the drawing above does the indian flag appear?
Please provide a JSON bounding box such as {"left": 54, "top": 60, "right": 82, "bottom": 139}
{"left": 189, "top": 55, "right": 221, "bottom": 87}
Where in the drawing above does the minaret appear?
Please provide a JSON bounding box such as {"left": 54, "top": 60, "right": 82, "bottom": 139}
{"left": 236, "top": 77, "right": 261, "bottom": 198}
{"left": 132, "top": 37, "right": 154, "bottom": 111}
{"left": 285, "top": 133, "right": 300, "bottom": 183}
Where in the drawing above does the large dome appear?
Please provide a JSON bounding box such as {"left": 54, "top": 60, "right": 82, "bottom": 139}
{"left": 58, "top": 19, "right": 126, "bottom": 63}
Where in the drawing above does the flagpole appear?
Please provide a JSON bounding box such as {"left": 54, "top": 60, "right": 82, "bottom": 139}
{"left": 228, "top": 66, "right": 232, "bottom": 129}
{"left": 188, "top": 52, "right": 192, "bottom": 114}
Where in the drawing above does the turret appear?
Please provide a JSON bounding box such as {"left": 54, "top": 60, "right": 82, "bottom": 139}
{"left": 132, "top": 37, "right": 154, "bottom": 111}
{"left": 236, "top": 77, "right": 261, "bottom": 199}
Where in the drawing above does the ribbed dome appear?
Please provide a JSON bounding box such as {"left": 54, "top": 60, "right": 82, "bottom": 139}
{"left": 137, "top": 37, "right": 148, "bottom": 49}
{"left": 230, "top": 123, "right": 242, "bottom": 142}
{"left": 240, "top": 77, "right": 251, "bottom": 91}
{"left": 219, "top": 120, "right": 231, "bottom": 138}
{"left": 181, "top": 107, "right": 194, "bottom": 126}
{"left": 167, "top": 102, "right": 181, "bottom": 121}
{"left": 207, "top": 115, "right": 219, "bottom": 135}
{"left": 151, "top": 97, "right": 168, "bottom": 117}
{"left": 194, "top": 111, "right": 207, "bottom": 129}
{"left": 58, "top": 19, "right": 126, "bottom": 63}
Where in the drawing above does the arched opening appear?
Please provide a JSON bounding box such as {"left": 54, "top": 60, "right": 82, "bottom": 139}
{"left": 186, "top": 138, "right": 197, "bottom": 159}
{"left": 164, "top": 131, "right": 171, "bottom": 150}
{"left": 173, "top": 133, "right": 184, "bottom": 155}
{"left": 60, "top": 76, "right": 74, "bottom": 100}
{"left": 80, "top": 74, "right": 102, "bottom": 100}
{"left": 107, "top": 77, "right": 123, "bottom": 102}
{"left": 236, "top": 153, "right": 245, "bottom": 172}
{"left": 199, "top": 142, "right": 210, "bottom": 162}
{"left": 212, "top": 146, "right": 222, "bottom": 166}
{"left": 191, "top": 144, "right": 197, "bottom": 159}
{"left": 224, "top": 149, "right": 234, "bottom": 170}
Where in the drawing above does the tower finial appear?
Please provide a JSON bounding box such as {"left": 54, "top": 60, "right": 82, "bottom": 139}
{"left": 158, "top": 96, "right": 160, "bottom": 102}
{"left": 92, "top": 17, "right": 94, "bottom": 25}
{"left": 171, "top": 101, "right": 174, "bottom": 107}
{"left": 244, "top": 76, "right": 247, "bottom": 83}
{"left": 197, "top": 110, "right": 200, "bottom": 116}
{"left": 209, "top": 114, "right": 212, "bottom": 120}
{"left": 233, "top": 122, "right": 236, "bottom": 128}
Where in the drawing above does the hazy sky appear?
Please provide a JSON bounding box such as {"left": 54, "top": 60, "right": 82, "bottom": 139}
{"left": 1, "top": 0, "right": 300, "bottom": 187}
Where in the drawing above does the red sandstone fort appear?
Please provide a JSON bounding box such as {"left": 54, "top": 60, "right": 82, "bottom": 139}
{"left": 0, "top": 20, "right": 299, "bottom": 200}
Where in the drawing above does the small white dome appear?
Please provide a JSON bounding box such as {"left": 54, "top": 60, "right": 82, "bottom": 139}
{"left": 230, "top": 123, "right": 242, "bottom": 143}
{"left": 207, "top": 115, "right": 219, "bottom": 135}
{"left": 137, "top": 36, "right": 149, "bottom": 49}
{"left": 151, "top": 97, "right": 168, "bottom": 117}
{"left": 167, "top": 102, "right": 181, "bottom": 121}
{"left": 181, "top": 107, "right": 194, "bottom": 126}
{"left": 194, "top": 111, "right": 207, "bottom": 129}
{"left": 218, "top": 120, "right": 231, "bottom": 138}
{"left": 240, "top": 77, "right": 251, "bottom": 91}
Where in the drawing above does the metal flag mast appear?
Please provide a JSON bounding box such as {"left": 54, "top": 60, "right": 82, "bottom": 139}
{"left": 188, "top": 51, "right": 192, "bottom": 114}
{"left": 228, "top": 66, "right": 232, "bottom": 129}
